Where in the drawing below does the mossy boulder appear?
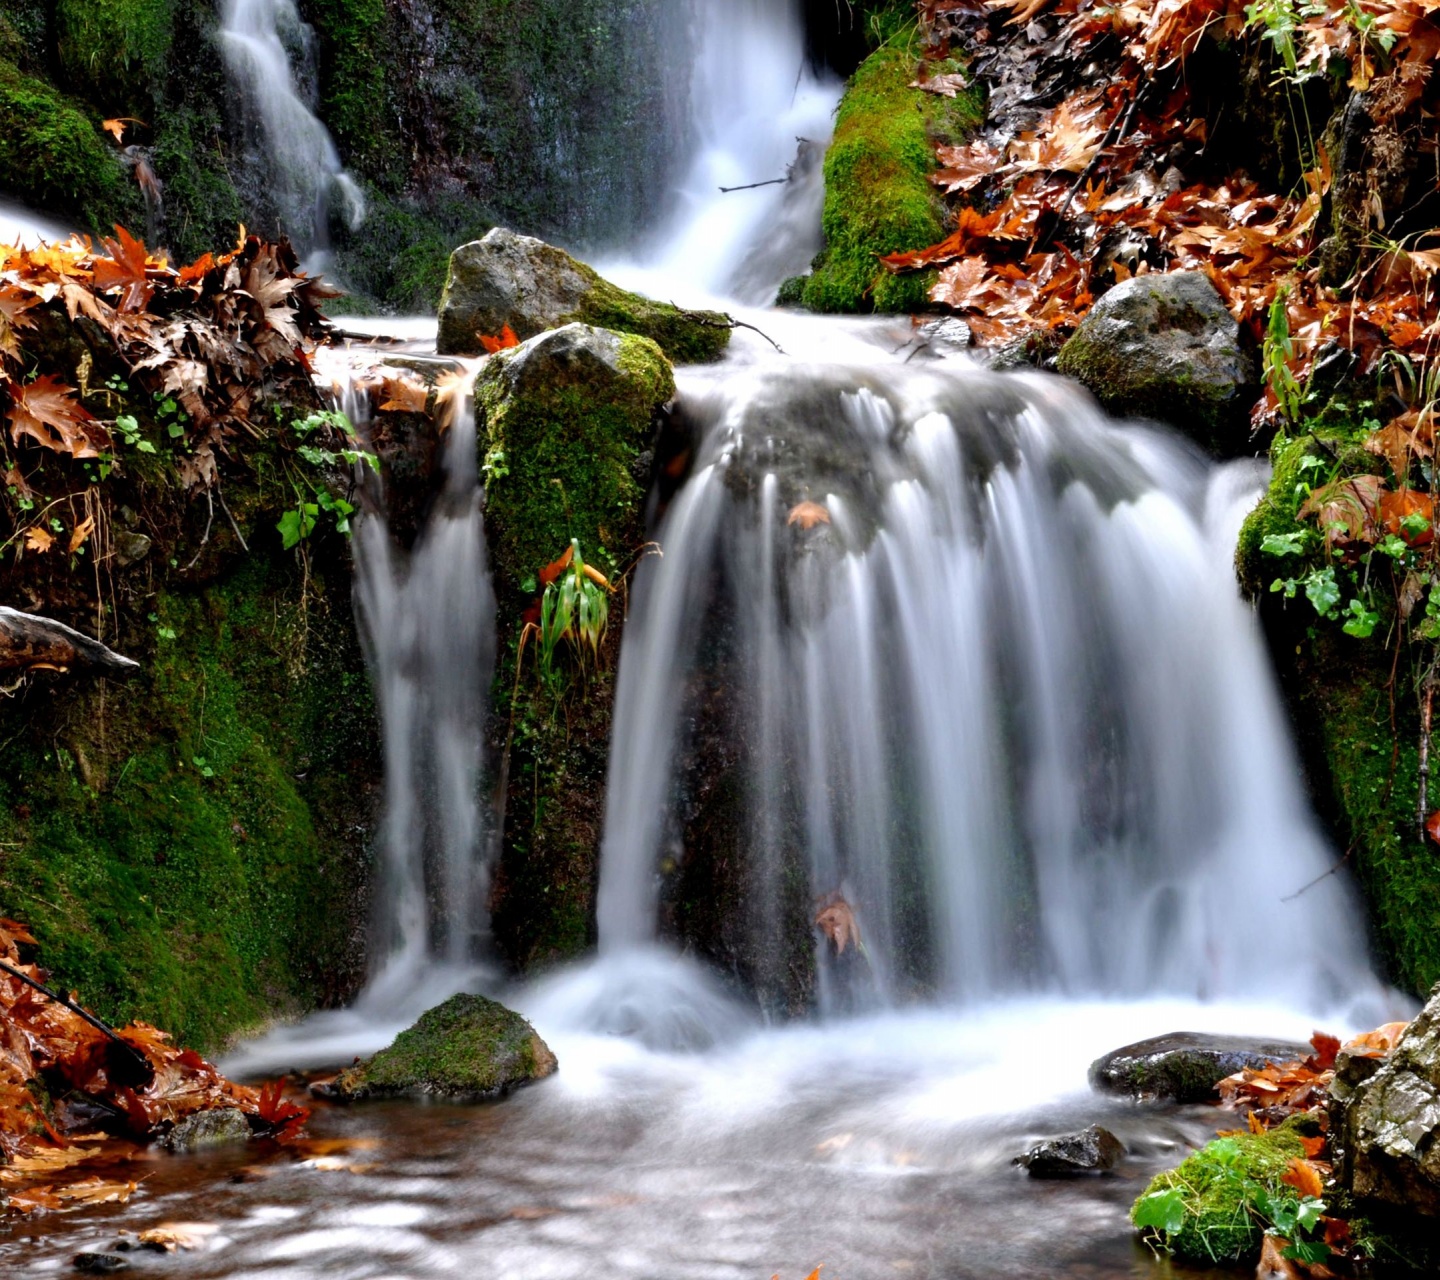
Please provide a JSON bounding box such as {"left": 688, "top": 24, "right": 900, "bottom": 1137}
{"left": 324, "top": 993, "right": 557, "bottom": 1101}
{"left": 476, "top": 322, "right": 675, "bottom": 593}
{"left": 1057, "top": 271, "right": 1258, "bottom": 455}
{"left": 794, "top": 41, "right": 982, "bottom": 314}
{"left": 437, "top": 229, "right": 730, "bottom": 365}
{"left": 1090, "top": 1032, "right": 1308, "bottom": 1103}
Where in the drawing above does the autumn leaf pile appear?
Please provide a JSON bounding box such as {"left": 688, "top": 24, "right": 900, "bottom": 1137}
{"left": 1, "top": 226, "right": 337, "bottom": 564}
{"left": 1, "top": 918, "right": 306, "bottom": 1214}
{"left": 900, "top": 0, "right": 1439, "bottom": 413}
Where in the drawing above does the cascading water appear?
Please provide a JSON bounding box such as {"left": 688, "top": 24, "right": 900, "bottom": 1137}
{"left": 596, "top": 349, "right": 1378, "bottom": 1019}
{"left": 218, "top": 0, "right": 364, "bottom": 262}
{"left": 605, "top": 0, "right": 839, "bottom": 304}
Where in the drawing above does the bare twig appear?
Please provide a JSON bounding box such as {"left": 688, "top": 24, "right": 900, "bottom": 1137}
{"left": 719, "top": 177, "right": 788, "bottom": 193}
{"left": 0, "top": 957, "right": 151, "bottom": 1074}
{"left": 217, "top": 488, "right": 250, "bottom": 552}
{"left": 673, "top": 308, "right": 786, "bottom": 355}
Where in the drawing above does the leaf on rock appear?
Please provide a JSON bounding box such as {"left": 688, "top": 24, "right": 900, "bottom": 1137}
{"left": 6, "top": 375, "right": 103, "bottom": 458}
{"left": 814, "top": 897, "right": 860, "bottom": 956}
{"left": 479, "top": 324, "right": 521, "bottom": 353}
{"left": 1280, "top": 1157, "right": 1326, "bottom": 1200}
{"left": 788, "top": 500, "right": 831, "bottom": 530}
{"left": 379, "top": 375, "right": 429, "bottom": 414}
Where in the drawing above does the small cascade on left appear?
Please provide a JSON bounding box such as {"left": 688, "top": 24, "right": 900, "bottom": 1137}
{"left": 225, "top": 349, "right": 496, "bottom": 1076}
{"left": 218, "top": 0, "right": 365, "bottom": 264}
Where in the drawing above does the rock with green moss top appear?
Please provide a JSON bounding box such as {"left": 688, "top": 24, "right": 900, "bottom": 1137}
{"left": 797, "top": 42, "right": 981, "bottom": 315}
{"left": 437, "top": 229, "right": 730, "bottom": 365}
{"left": 1057, "top": 271, "right": 1258, "bottom": 455}
{"left": 1091, "top": 1032, "right": 1308, "bottom": 1103}
{"left": 476, "top": 322, "right": 675, "bottom": 592}
{"left": 324, "top": 994, "right": 557, "bottom": 1101}
{"left": 1131, "top": 1119, "right": 1312, "bottom": 1264}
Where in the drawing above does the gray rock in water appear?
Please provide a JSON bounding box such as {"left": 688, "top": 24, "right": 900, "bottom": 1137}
{"left": 318, "top": 992, "right": 558, "bottom": 1103}
{"left": 72, "top": 1254, "right": 130, "bottom": 1274}
{"left": 1090, "top": 1032, "right": 1308, "bottom": 1103}
{"left": 1331, "top": 988, "right": 1440, "bottom": 1217}
{"left": 1056, "top": 271, "right": 1258, "bottom": 455}
{"left": 437, "top": 227, "right": 731, "bottom": 365}
{"left": 159, "top": 1106, "right": 252, "bottom": 1153}
{"left": 1016, "top": 1125, "right": 1126, "bottom": 1177}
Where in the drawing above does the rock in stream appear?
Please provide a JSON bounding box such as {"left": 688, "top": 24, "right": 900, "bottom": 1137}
{"left": 1089, "top": 1032, "right": 1309, "bottom": 1103}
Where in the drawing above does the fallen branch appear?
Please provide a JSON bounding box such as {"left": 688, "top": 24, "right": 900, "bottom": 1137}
{"left": 0, "top": 607, "right": 140, "bottom": 677}
{"left": 0, "top": 957, "right": 151, "bottom": 1080}
{"left": 719, "top": 177, "right": 788, "bottom": 193}
{"left": 673, "top": 308, "right": 785, "bottom": 355}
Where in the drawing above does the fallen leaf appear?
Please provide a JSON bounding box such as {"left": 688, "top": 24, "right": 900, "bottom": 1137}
{"left": 815, "top": 897, "right": 860, "bottom": 956}
{"left": 479, "top": 324, "right": 521, "bottom": 354}
{"left": 23, "top": 526, "right": 55, "bottom": 554}
{"left": 6, "top": 374, "right": 102, "bottom": 458}
{"left": 136, "top": 1222, "right": 219, "bottom": 1251}
{"left": 68, "top": 515, "right": 95, "bottom": 555}
{"left": 1280, "top": 1157, "right": 1325, "bottom": 1199}
{"left": 788, "top": 500, "right": 831, "bottom": 530}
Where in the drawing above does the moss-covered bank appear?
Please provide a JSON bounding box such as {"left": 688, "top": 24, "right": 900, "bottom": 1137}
{"left": 0, "top": 553, "right": 375, "bottom": 1053}
{"left": 1238, "top": 430, "right": 1440, "bottom": 997}
{"left": 787, "top": 34, "right": 982, "bottom": 314}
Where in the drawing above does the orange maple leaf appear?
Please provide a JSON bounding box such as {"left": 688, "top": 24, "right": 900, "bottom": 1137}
{"left": 6, "top": 375, "right": 102, "bottom": 458}
{"left": 479, "top": 324, "right": 521, "bottom": 354}
{"left": 788, "top": 500, "right": 831, "bottom": 530}
{"left": 92, "top": 225, "right": 156, "bottom": 313}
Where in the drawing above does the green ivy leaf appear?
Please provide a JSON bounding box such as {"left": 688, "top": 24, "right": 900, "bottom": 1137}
{"left": 1133, "top": 1188, "right": 1187, "bottom": 1235}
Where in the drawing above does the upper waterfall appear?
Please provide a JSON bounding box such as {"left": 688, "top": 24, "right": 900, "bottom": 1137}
{"left": 219, "top": 0, "right": 364, "bottom": 261}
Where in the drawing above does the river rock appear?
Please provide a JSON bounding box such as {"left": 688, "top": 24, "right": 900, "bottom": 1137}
{"left": 1331, "top": 987, "right": 1440, "bottom": 1217}
{"left": 1016, "top": 1124, "right": 1125, "bottom": 1176}
{"left": 1090, "top": 1032, "right": 1308, "bottom": 1103}
{"left": 437, "top": 227, "right": 731, "bottom": 364}
{"left": 158, "top": 1106, "right": 252, "bottom": 1153}
{"left": 1056, "top": 271, "right": 1257, "bottom": 456}
{"left": 72, "top": 1255, "right": 130, "bottom": 1275}
{"left": 319, "top": 993, "right": 557, "bottom": 1102}
{"left": 476, "top": 322, "right": 675, "bottom": 592}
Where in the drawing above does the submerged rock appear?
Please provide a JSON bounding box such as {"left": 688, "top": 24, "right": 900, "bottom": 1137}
{"left": 71, "top": 1255, "right": 130, "bottom": 1275}
{"left": 1090, "top": 1032, "right": 1308, "bottom": 1103}
{"left": 437, "top": 228, "right": 731, "bottom": 365}
{"left": 159, "top": 1106, "right": 252, "bottom": 1153}
{"left": 1056, "top": 271, "right": 1257, "bottom": 456}
{"left": 1331, "top": 986, "right": 1440, "bottom": 1217}
{"left": 1016, "top": 1125, "right": 1125, "bottom": 1176}
{"left": 320, "top": 993, "right": 557, "bottom": 1102}
{"left": 476, "top": 322, "right": 675, "bottom": 592}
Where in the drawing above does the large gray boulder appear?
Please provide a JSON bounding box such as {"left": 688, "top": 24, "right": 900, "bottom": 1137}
{"left": 437, "top": 228, "right": 731, "bottom": 365}
{"left": 1331, "top": 989, "right": 1440, "bottom": 1217}
{"left": 1057, "top": 271, "right": 1258, "bottom": 455}
{"left": 1090, "top": 1032, "right": 1308, "bottom": 1103}
{"left": 319, "top": 993, "right": 557, "bottom": 1102}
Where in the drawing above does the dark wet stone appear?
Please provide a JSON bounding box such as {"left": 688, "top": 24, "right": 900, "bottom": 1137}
{"left": 1089, "top": 1032, "right": 1308, "bottom": 1103}
{"left": 73, "top": 1255, "right": 130, "bottom": 1275}
{"left": 1016, "top": 1124, "right": 1125, "bottom": 1176}
{"left": 159, "top": 1106, "right": 252, "bottom": 1153}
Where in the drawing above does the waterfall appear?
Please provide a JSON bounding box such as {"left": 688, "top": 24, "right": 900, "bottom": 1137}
{"left": 603, "top": 0, "right": 839, "bottom": 304}
{"left": 218, "top": 0, "right": 364, "bottom": 261}
{"left": 0, "top": 201, "right": 69, "bottom": 247}
{"left": 321, "top": 353, "right": 496, "bottom": 1008}
{"left": 596, "top": 357, "right": 1375, "bottom": 1015}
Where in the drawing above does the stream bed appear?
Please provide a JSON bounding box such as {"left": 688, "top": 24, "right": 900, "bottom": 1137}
{"left": 1, "top": 991, "right": 1350, "bottom": 1279}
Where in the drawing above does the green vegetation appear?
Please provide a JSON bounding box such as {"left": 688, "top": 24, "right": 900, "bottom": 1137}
{"left": 0, "top": 556, "right": 375, "bottom": 1053}
{"left": 476, "top": 329, "right": 674, "bottom": 592}
{"left": 1132, "top": 1122, "right": 1325, "bottom": 1265}
{"left": 0, "top": 58, "right": 140, "bottom": 232}
{"left": 795, "top": 38, "right": 982, "bottom": 313}
{"left": 330, "top": 993, "right": 556, "bottom": 1099}
{"left": 55, "top": 0, "right": 173, "bottom": 111}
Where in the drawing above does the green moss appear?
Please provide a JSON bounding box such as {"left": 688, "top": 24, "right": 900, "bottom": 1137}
{"left": 1132, "top": 1122, "right": 1309, "bottom": 1263}
{"left": 800, "top": 40, "right": 982, "bottom": 314}
{"left": 0, "top": 57, "right": 140, "bottom": 231}
{"left": 0, "top": 556, "right": 376, "bottom": 1053}
{"left": 55, "top": 0, "right": 173, "bottom": 111}
{"left": 477, "top": 328, "right": 674, "bottom": 592}
{"left": 564, "top": 272, "right": 731, "bottom": 366}
{"left": 302, "top": 0, "right": 397, "bottom": 179}
{"left": 1237, "top": 421, "right": 1440, "bottom": 996}
{"left": 331, "top": 993, "right": 556, "bottom": 1098}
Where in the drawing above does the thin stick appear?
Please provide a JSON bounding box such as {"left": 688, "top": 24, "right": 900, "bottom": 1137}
{"left": 719, "top": 178, "right": 788, "bottom": 193}
{"left": 217, "top": 488, "right": 250, "bottom": 552}
{"left": 1420, "top": 672, "right": 1435, "bottom": 838}
{"left": 0, "top": 957, "right": 150, "bottom": 1071}
{"left": 673, "top": 308, "right": 786, "bottom": 354}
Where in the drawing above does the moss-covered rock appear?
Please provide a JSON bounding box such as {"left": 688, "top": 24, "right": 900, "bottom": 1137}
{"left": 796, "top": 38, "right": 981, "bottom": 314}
{"left": 437, "top": 229, "right": 730, "bottom": 365}
{"left": 1056, "top": 271, "right": 1258, "bottom": 454}
{"left": 55, "top": 0, "right": 173, "bottom": 112}
{"left": 1131, "top": 1120, "right": 1311, "bottom": 1264}
{"left": 324, "top": 993, "right": 557, "bottom": 1100}
{"left": 1237, "top": 426, "right": 1440, "bottom": 998}
{"left": 476, "top": 321, "right": 675, "bottom": 593}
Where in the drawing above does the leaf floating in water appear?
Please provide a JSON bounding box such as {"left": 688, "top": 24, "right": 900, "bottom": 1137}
{"left": 136, "top": 1222, "right": 219, "bottom": 1252}
{"left": 814, "top": 897, "right": 859, "bottom": 956}
{"left": 787, "top": 501, "right": 830, "bottom": 531}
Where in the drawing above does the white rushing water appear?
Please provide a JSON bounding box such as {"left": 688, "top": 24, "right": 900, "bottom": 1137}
{"left": 218, "top": 0, "right": 364, "bottom": 261}
{"left": 0, "top": 200, "right": 70, "bottom": 248}
{"left": 602, "top": 0, "right": 839, "bottom": 304}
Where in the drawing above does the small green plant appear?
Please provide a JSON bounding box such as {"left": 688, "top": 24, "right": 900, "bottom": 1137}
{"left": 113, "top": 414, "right": 157, "bottom": 454}
{"left": 537, "top": 539, "right": 610, "bottom": 686}
{"left": 1133, "top": 1132, "right": 1328, "bottom": 1265}
{"left": 1262, "top": 288, "right": 1306, "bottom": 429}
